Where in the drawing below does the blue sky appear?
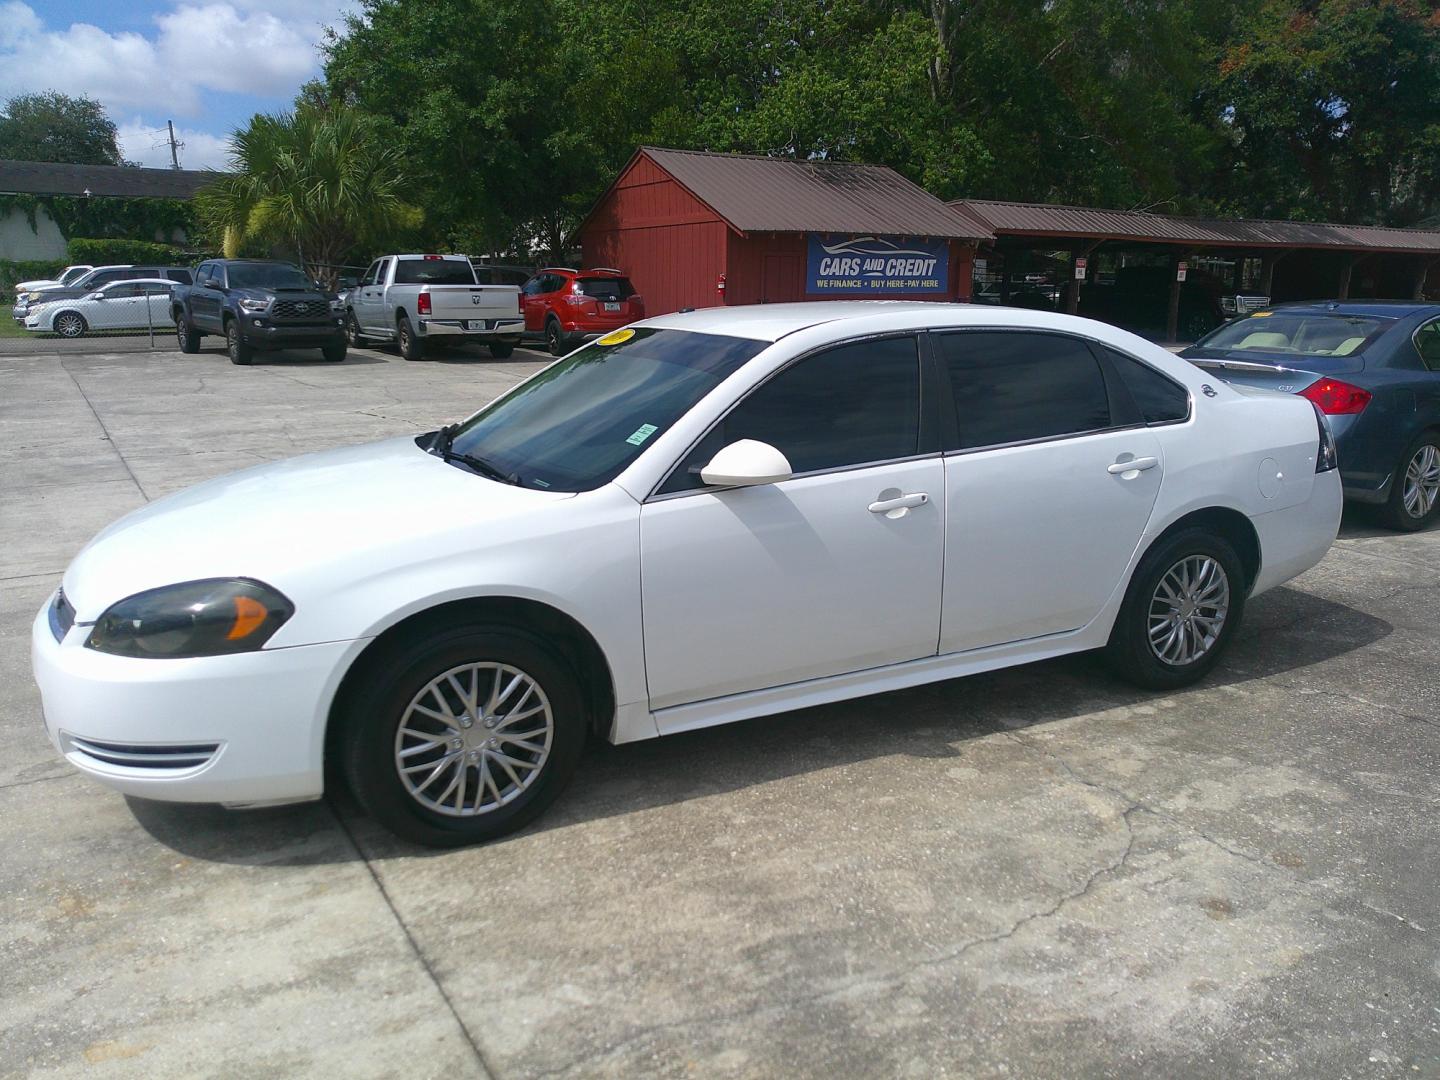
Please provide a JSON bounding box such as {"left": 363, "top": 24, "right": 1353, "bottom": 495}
{"left": 0, "top": 0, "right": 359, "bottom": 169}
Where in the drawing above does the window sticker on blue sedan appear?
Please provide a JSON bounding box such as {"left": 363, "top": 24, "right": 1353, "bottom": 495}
{"left": 625, "top": 423, "right": 659, "bottom": 446}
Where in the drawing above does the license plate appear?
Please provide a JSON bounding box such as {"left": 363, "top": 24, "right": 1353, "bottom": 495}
{"left": 465, "top": 320, "right": 486, "bottom": 330}
{"left": 603, "top": 302, "right": 621, "bottom": 312}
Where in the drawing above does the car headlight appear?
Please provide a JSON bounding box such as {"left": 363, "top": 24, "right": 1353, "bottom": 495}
{"left": 86, "top": 579, "right": 294, "bottom": 658}
{"left": 239, "top": 298, "right": 270, "bottom": 314}
{"left": 330, "top": 297, "right": 345, "bottom": 312}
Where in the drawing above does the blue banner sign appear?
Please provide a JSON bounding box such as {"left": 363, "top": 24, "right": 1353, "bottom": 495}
{"left": 806, "top": 234, "right": 949, "bottom": 295}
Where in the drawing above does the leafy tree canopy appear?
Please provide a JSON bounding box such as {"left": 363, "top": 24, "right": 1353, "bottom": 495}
{"left": 0, "top": 92, "right": 125, "bottom": 166}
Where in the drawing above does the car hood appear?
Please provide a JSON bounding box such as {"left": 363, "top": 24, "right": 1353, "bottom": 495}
{"left": 62, "top": 436, "right": 574, "bottom": 621}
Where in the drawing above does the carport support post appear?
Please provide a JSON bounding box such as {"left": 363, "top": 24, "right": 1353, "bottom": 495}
{"left": 1259, "top": 251, "right": 1290, "bottom": 301}
{"left": 1338, "top": 256, "right": 1356, "bottom": 300}
{"left": 1165, "top": 252, "right": 1188, "bottom": 343}
{"left": 1066, "top": 241, "right": 1100, "bottom": 315}
{"left": 1412, "top": 258, "right": 1438, "bottom": 301}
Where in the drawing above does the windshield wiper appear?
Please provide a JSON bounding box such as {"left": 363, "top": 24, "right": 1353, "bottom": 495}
{"left": 429, "top": 424, "right": 521, "bottom": 485}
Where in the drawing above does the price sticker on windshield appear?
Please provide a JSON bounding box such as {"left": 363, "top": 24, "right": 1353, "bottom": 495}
{"left": 598, "top": 328, "right": 635, "bottom": 346}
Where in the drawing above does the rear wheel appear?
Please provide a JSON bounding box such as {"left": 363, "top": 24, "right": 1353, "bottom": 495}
{"left": 489, "top": 341, "right": 516, "bottom": 359}
{"left": 175, "top": 312, "right": 201, "bottom": 353}
{"left": 1104, "top": 528, "right": 1245, "bottom": 690}
{"left": 1381, "top": 433, "right": 1440, "bottom": 531}
{"left": 545, "top": 318, "right": 567, "bottom": 357}
{"left": 225, "top": 319, "right": 253, "bottom": 365}
{"left": 54, "top": 312, "right": 87, "bottom": 338}
{"left": 397, "top": 314, "right": 425, "bottom": 361}
{"left": 341, "top": 624, "right": 587, "bottom": 847}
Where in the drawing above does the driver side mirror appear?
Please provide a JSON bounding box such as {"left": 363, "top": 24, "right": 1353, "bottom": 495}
{"left": 700, "top": 439, "right": 793, "bottom": 488}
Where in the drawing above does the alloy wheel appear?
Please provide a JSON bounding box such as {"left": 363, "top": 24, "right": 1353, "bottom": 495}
{"left": 1402, "top": 444, "right": 1440, "bottom": 519}
{"left": 1148, "top": 555, "right": 1230, "bottom": 666}
{"left": 393, "top": 662, "right": 554, "bottom": 817}
{"left": 56, "top": 314, "right": 84, "bottom": 338}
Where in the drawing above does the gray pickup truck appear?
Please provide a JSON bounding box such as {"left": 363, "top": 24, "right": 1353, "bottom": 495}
{"left": 172, "top": 259, "right": 347, "bottom": 365}
{"left": 343, "top": 254, "right": 524, "bottom": 360}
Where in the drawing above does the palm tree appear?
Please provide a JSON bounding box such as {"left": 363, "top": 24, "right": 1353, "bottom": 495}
{"left": 198, "top": 105, "right": 421, "bottom": 288}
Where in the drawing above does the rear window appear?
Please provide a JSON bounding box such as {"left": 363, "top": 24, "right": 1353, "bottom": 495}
{"left": 577, "top": 276, "right": 634, "bottom": 299}
{"left": 394, "top": 259, "right": 476, "bottom": 286}
{"left": 1202, "top": 312, "right": 1391, "bottom": 358}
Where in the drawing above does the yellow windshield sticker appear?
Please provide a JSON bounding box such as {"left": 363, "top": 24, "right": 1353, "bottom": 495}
{"left": 597, "top": 328, "right": 635, "bottom": 346}
{"left": 1250, "top": 310, "right": 1273, "bottom": 317}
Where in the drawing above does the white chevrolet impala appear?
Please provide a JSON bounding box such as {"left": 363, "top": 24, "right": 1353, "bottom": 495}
{"left": 32, "top": 303, "right": 1341, "bottom": 845}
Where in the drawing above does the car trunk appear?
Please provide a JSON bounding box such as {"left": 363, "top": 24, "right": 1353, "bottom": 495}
{"left": 1182, "top": 348, "right": 1366, "bottom": 396}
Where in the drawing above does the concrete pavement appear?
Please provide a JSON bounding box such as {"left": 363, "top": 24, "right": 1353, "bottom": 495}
{"left": 1, "top": 341, "right": 1437, "bottom": 1078}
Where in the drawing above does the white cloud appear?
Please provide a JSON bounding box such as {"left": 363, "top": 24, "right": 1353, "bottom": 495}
{"left": 117, "top": 119, "right": 232, "bottom": 170}
{"left": 0, "top": 1, "right": 355, "bottom": 116}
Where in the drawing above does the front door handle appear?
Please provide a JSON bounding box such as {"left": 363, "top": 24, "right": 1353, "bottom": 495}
{"left": 1108, "top": 456, "right": 1159, "bottom": 475}
{"left": 869, "top": 492, "right": 929, "bottom": 514}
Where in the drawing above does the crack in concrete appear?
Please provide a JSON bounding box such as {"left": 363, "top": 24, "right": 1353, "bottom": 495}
{"left": 57, "top": 357, "right": 150, "bottom": 503}
{"left": 999, "top": 729, "right": 1432, "bottom": 936}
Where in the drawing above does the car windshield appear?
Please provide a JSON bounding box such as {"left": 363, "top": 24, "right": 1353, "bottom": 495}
{"left": 61, "top": 267, "right": 89, "bottom": 285}
{"left": 448, "top": 328, "right": 766, "bottom": 491}
{"left": 394, "top": 259, "right": 477, "bottom": 286}
{"left": 227, "top": 263, "right": 313, "bottom": 290}
{"left": 1201, "top": 311, "right": 1392, "bottom": 359}
{"left": 577, "top": 277, "right": 634, "bottom": 299}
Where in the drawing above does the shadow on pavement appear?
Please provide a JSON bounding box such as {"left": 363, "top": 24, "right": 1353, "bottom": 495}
{"left": 128, "top": 584, "right": 1392, "bottom": 866}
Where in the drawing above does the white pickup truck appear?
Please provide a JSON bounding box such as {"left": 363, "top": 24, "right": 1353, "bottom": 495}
{"left": 343, "top": 254, "right": 524, "bottom": 359}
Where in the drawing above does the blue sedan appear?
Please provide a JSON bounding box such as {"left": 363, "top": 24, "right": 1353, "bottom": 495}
{"left": 1182, "top": 301, "right": 1440, "bottom": 530}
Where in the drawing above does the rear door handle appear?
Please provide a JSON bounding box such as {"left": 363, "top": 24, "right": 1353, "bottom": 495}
{"left": 1108, "top": 456, "right": 1159, "bottom": 475}
{"left": 869, "top": 492, "right": 929, "bottom": 514}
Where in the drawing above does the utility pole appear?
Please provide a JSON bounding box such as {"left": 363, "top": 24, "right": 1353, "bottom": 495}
{"left": 167, "top": 120, "right": 181, "bottom": 169}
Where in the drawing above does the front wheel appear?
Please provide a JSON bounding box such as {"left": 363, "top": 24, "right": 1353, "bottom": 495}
{"left": 397, "top": 314, "right": 425, "bottom": 361}
{"left": 54, "top": 312, "right": 87, "bottom": 338}
{"left": 345, "top": 312, "right": 364, "bottom": 347}
{"left": 225, "top": 320, "right": 253, "bottom": 365}
{"left": 321, "top": 340, "right": 347, "bottom": 363}
{"left": 1380, "top": 433, "right": 1440, "bottom": 531}
{"left": 1103, "top": 528, "right": 1246, "bottom": 690}
{"left": 342, "top": 625, "right": 587, "bottom": 847}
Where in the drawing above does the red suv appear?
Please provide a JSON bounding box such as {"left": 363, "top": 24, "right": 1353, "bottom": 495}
{"left": 521, "top": 268, "right": 645, "bottom": 355}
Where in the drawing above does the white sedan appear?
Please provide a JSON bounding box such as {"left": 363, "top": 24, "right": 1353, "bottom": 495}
{"left": 32, "top": 303, "right": 1341, "bottom": 845}
{"left": 25, "top": 278, "right": 174, "bottom": 338}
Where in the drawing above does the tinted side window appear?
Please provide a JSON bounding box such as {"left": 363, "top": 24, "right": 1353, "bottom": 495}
{"left": 165, "top": 269, "right": 192, "bottom": 284}
{"left": 360, "top": 261, "right": 380, "bottom": 287}
{"left": 940, "top": 332, "right": 1110, "bottom": 449}
{"left": 663, "top": 336, "right": 922, "bottom": 492}
{"left": 1415, "top": 321, "right": 1440, "bottom": 372}
{"left": 1101, "top": 347, "right": 1190, "bottom": 423}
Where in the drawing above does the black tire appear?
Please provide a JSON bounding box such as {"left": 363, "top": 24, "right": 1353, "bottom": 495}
{"left": 1379, "top": 431, "right": 1440, "bottom": 532}
{"left": 397, "top": 314, "right": 425, "bottom": 361}
{"left": 341, "top": 624, "right": 587, "bottom": 847}
{"left": 345, "top": 312, "right": 365, "bottom": 347}
{"left": 489, "top": 341, "right": 516, "bottom": 359}
{"left": 1103, "top": 527, "right": 1246, "bottom": 691}
{"left": 225, "top": 319, "right": 253, "bottom": 365}
{"left": 54, "top": 311, "right": 87, "bottom": 338}
{"left": 175, "top": 311, "right": 201, "bottom": 353}
{"left": 321, "top": 340, "right": 347, "bottom": 363}
{"left": 545, "top": 318, "right": 568, "bottom": 357}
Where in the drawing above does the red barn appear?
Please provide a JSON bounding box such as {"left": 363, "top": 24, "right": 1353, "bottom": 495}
{"left": 578, "top": 147, "right": 991, "bottom": 316}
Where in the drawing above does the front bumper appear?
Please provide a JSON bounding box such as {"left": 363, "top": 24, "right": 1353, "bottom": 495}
{"left": 242, "top": 315, "right": 346, "bottom": 349}
{"left": 418, "top": 317, "right": 524, "bottom": 339}
{"left": 32, "top": 596, "right": 357, "bottom": 805}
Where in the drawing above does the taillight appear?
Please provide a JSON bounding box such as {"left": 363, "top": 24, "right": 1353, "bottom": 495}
{"left": 417, "top": 292, "right": 432, "bottom": 315}
{"left": 630, "top": 294, "right": 644, "bottom": 314}
{"left": 1300, "top": 378, "right": 1371, "bottom": 415}
{"left": 1312, "top": 403, "right": 1338, "bottom": 473}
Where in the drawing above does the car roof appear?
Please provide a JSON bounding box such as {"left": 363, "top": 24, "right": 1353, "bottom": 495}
{"left": 638, "top": 300, "right": 1062, "bottom": 342}
{"left": 1268, "top": 300, "right": 1440, "bottom": 319}
{"left": 97, "top": 278, "right": 176, "bottom": 287}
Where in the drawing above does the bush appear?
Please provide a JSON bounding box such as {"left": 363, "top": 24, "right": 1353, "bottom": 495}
{"left": 67, "top": 237, "right": 187, "bottom": 266}
{"left": 0, "top": 259, "right": 69, "bottom": 300}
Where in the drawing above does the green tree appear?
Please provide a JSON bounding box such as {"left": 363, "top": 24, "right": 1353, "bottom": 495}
{"left": 0, "top": 92, "right": 124, "bottom": 166}
{"left": 196, "top": 105, "right": 421, "bottom": 287}
{"left": 1204, "top": 0, "right": 1440, "bottom": 226}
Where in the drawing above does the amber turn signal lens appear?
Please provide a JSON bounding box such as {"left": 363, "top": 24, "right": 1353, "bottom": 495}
{"left": 228, "top": 595, "right": 270, "bottom": 640}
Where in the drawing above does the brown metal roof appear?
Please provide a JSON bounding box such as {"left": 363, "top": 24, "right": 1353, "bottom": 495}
{"left": 0, "top": 160, "right": 216, "bottom": 199}
{"left": 641, "top": 147, "right": 990, "bottom": 240}
{"left": 953, "top": 199, "right": 1440, "bottom": 255}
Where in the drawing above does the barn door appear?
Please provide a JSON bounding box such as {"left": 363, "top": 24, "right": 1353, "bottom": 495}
{"left": 762, "top": 253, "right": 802, "bottom": 304}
